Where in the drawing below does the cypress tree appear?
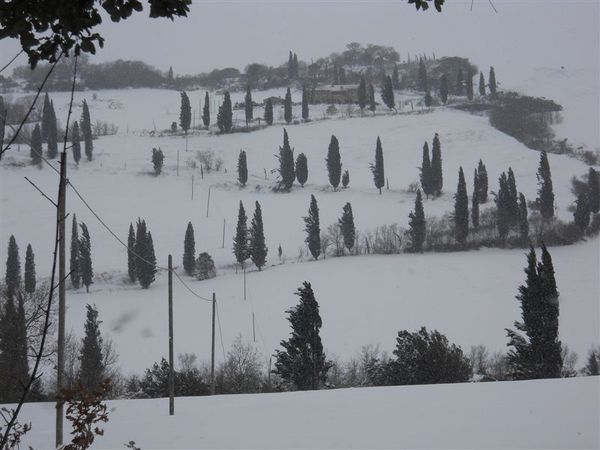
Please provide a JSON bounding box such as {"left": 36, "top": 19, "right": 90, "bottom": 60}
{"left": 284, "top": 88, "right": 292, "bottom": 124}
{"left": 408, "top": 189, "right": 426, "bottom": 252}
{"left": 466, "top": 68, "right": 474, "bottom": 101}
{"left": 584, "top": 351, "right": 599, "bottom": 376}
{"left": 71, "top": 121, "right": 81, "bottom": 164}
{"left": 587, "top": 168, "right": 599, "bottom": 213}
{"left": 418, "top": 59, "right": 428, "bottom": 91}
{"left": 473, "top": 167, "right": 480, "bottom": 204}
{"left": 79, "top": 222, "right": 93, "bottom": 293}
{"left": 24, "top": 244, "right": 36, "bottom": 294}
{"left": 244, "top": 86, "right": 253, "bottom": 125}
{"left": 392, "top": 64, "right": 400, "bottom": 89}
{"left": 370, "top": 137, "right": 385, "bottom": 194}
{"left": 536, "top": 151, "right": 555, "bottom": 220}
{"left": 180, "top": 91, "right": 192, "bottom": 133}
{"left": 30, "top": 123, "right": 42, "bottom": 166}
{"left": 183, "top": 222, "right": 196, "bottom": 276}
{"left": 574, "top": 193, "right": 591, "bottom": 232}
{"left": 167, "top": 66, "right": 174, "bottom": 82}
{"left": 250, "top": 201, "right": 268, "bottom": 271}
{"left": 264, "top": 98, "right": 274, "bottom": 126}
{"left": 0, "top": 96, "right": 5, "bottom": 150}
{"left": 507, "top": 167, "right": 519, "bottom": 226}
{"left": 489, "top": 66, "right": 497, "bottom": 96}
{"left": 455, "top": 69, "right": 464, "bottom": 95}
{"left": 41, "top": 93, "right": 51, "bottom": 142}
{"left": 293, "top": 53, "right": 299, "bottom": 78}
{"left": 70, "top": 214, "right": 80, "bottom": 289}
{"left": 0, "top": 295, "right": 29, "bottom": 402}
{"left": 127, "top": 223, "right": 136, "bottom": 283}
{"left": 338, "top": 202, "right": 355, "bottom": 254}
{"left": 479, "top": 72, "right": 486, "bottom": 96}
{"left": 454, "top": 167, "right": 469, "bottom": 245}
{"left": 135, "top": 219, "right": 147, "bottom": 281}
{"left": 358, "top": 77, "right": 367, "bottom": 111}
{"left": 304, "top": 195, "right": 321, "bottom": 260}
{"left": 151, "top": 147, "right": 164, "bottom": 175}
{"left": 471, "top": 187, "right": 480, "bottom": 230}
{"left": 420, "top": 141, "right": 432, "bottom": 198}
{"left": 274, "top": 281, "right": 331, "bottom": 390}
{"left": 288, "top": 51, "right": 294, "bottom": 79}
{"left": 233, "top": 201, "right": 249, "bottom": 269}
{"left": 5, "top": 235, "right": 20, "bottom": 299}
{"left": 342, "top": 170, "right": 350, "bottom": 189}
{"left": 277, "top": 129, "right": 295, "bottom": 191}
{"left": 518, "top": 193, "right": 529, "bottom": 244}
{"left": 81, "top": 99, "right": 93, "bottom": 161}
{"left": 301, "top": 84, "right": 309, "bottom": 121}
{"left": 238, "top": 149, "right": 248, "bottom": 187}
{"left": 138, "top": 230, "right": 157, "bottom": 289}
{"left": 381, "top": 75, "right": 395, "bottom": 110}
{"left": 431, "top": 133, "right": 443, "bottom": 196}
{"left": 477, "top": 159, "right": 488, "bottom": 203}
{"left": 46, "top": 100, "right": 58, "bottom": 159}
{"left": 78, "top": 304, "right": 105, "bottom": 390}
{"left": 495, "top": 172, "right": 512, "bottom": 242}
{"left": 202, "top": 91, "right": 210, "bottom": 128}
{"left": 368, "top": 84, "right": 376, "bottom": 112}
{"left": 424, "top": 90, "right": 433, "bottom": 107}
{"left": 439, "top": 74, "right": 449, "bottom": 104}
{"left": 326, "top": 135, "right": 342, "bottom": 191}
{"left": 217, "top": 91, "right": 233, "bottom": 133}
{"left": 296, "top": 153, "right": 308, "bottom": 187}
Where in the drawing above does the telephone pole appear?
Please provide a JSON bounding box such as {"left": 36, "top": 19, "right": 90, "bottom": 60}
{"left": 168, "top": 255, "right": 174, "bottom": 415}
{"left": 211, "top": 292, "right": 216, "bottom": 395}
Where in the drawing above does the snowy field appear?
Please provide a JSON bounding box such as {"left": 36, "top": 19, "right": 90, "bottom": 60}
{"left": 15, "top": 376, "right": 600, "bottom": 449}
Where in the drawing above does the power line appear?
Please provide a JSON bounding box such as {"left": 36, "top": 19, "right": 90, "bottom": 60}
{"left": 215, "top": 302, "right": 226, "bottom": 362}
{"left": 0, "top": 49, "right": 24, "bottom": 74}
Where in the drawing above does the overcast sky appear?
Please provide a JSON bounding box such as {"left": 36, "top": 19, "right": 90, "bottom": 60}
{"left": 0, "top": 0, "right": 598, "bottom": 80}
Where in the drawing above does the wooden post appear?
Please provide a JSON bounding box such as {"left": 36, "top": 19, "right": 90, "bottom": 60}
{"left": 185, "top": 134, "right": 188, "bottom": 153}
{"left": 243, "top": 267, "right": 247, "bottom": 301}
{"left": 168, "top": 255, "right": 174, "bottom": 415}
{"left": 206, "top": 187, "right": 211, "bottom": 218}
{"left": 222, "top": 219, "right": 226, "bottom": 248}
{"left": 211, "top": 293, "right": 216, "bottom": 395}
{"left": 55, "top": 151, "right": 67, "bottom": 448}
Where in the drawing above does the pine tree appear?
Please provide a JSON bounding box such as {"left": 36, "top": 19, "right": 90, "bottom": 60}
{"left": 370, "top": 137, "right": 385, "bottom": 194}
{"left": 418, "top": 59, "right": 428, "bottom": 91}
{"left": 46, "top": 99, "right": 58, "bottom": 159}
{"left": 24, "top": 244, "right": 36, "bottom": 293}
{"left": 41, "top": 93, "right": 51, "bottom": 143}
{"left": 537, "top": 151, "right": 555, "bottom": 220}
{"left": 338, "top": 202, "right": 355, "bottom": 254}
{"left": 250, "top": 201, "right": 268, "bottom": 271}
{"left": 477, "top": 160, "right": 488, "bottom": 203}
{"left": 496, "top": 172, "right": 512, "bottom": 242}
{"left": 202, "top": 91, "right": 210, "bottom": 128}
{"left": 217, "top": 91, "right": 233, "bottom": 133}
{"left": 233, "top": 201, "right": 249, "bottom": 269}
{"left": 587, "top": 168, "right": 599, "bottom": 214}
{"left": 507, "top": 167, "right": 519, "bottom": 226}
{"left": 127, "top": 223, "right": 136, "bottom": 283}
{"left": 5, "top": 235, "right": 20, "bottom": 299}
{"left": 431, "top": 133, "right": 443, "bottom": 196}
{"left": 274, "top": 282, "right": 331, "bottom": 390}
{"left": 489, "top": 66, "right": 497, "bottom": 96}
{"left": 138, "top": 230, "right": 157, "bottom": 289}
{"left": 296, "top": 153, "right": 308, "bottom": 187}
{"left": 518, "top": 193, "right": 529, "bottom": 244}
{"left": 392, "top": 64, "right": 400, "bottom": 89}
{"left": 439, "top": 74, "right": 449, "bottom": 104}
{"left": 479, "top": 72, "right": 486, "bottom": 96}
{"left": 574, "top": 193, "right": 591, "bottom": 232}
{"left": 264, "top": 98, "right": 274, "bottom": 125}
{"left": 244, "top": 86, "right": 253, "bottom": 125}
{"left": 71, "top": 121, "right": 81, "bottom": 164}
{"left": 304, "top": 195, "right": 321, "bottom": 260}
{"left": 30, "top": 123, "right": 42, "bottom": 166}
{"left": 424, "top": 90, "right": 433, "bottom": 107}
{"left": 326, "top": 135, "right": 342, "bottom": 191}
{"left": 183, "top": 222, "right": 196, "bottom": 276}
{"left": 368, "top": 84, "right": 376, "bottom": 112}
{"left": 381, "top": 75, "right": 395, "bottom": 109}
{"left": 342, "top": 170, "right": 350, "bottom": 188}
{"left": 179, "top": 91, "right": 191, "bottom": 133}
{"left": 277, "top": 129, "right": 295, "bottom": 191}
{"left": 301, "top": 84, "right": 309, "bottom": 121}
{"left": 78, "top": 304, "right": 105, "bottom": 390}
{"left": 81, "top": 99, "right": 93, "bottom": 161}
{"left": 420, "top": 141, "right": 432, "bottom": 198}
{"left": 79, "top": 222, "right": 93, "bottom": 293}
{"left": 238, "top": 150, "right": 248, "bottom": 187}
{"left": 466, "top": 68, "right": 474, "bottom": 101}
{"left": 70, "top": 214, "right": 80, "bottom": 289}
{"left": 454, "top": 167, "right": 469, "bottom": 245}
{"left": 358, "top": 77, "right": 367, "bottom": 111}
{"left": 408, "top": 189, "right": 426, "bottom": 252}
{"left": 471, "top": 187, "right": 480, "bottom": 230}
{"left": 288, "top": 51, "right": 294, "bottom": 80}
{"left": 284, "top": 88, "right": 292, "bottom": 124}
{"left": 455, "top": 69, "right": 464, "bottom": 95}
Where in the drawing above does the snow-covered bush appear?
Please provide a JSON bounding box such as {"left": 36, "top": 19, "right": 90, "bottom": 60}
{"left": 195, "top": 252, "right": 216, "bottom": 280}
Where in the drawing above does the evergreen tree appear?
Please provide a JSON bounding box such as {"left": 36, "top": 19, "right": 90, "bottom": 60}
{"left": 471, "top": 187, "right": 480, "bottom": 230}
{"left": 135, "top": 219, "right": 147, "bottom": 280}
{"left": 127, "top": 223, "right": 136, "bottom": 283}
{"left": 274, "top": 282, "right": 331, "bottom": 390}
{"left": 431, "top": 133, "right": 443, "bottom": 196}
{"left": 368, "top": 84, "right": 376, "bottom": 112}
{"left": 301, "top": 84, "right": 309, "bottom": 121}
{"left": 454, "top": 167, "right": 469, "bottom": 245}
{"left": 455, "top": 69, "right": 464, "bottom": 95}
{"left": 392, "top": 64, "right": 400, "bottom": 89}
{"left": 584, "top": 350, "right": 599, "bottom": 376}
{"left": 339, "top": 67, "right": 346, "bottom": 84}
{"left": 46, "top": 99, "right": 58, "bottom": 159}
{"left": 370, "top": 137, "right": 385, "bottom": 194}
{"left": 277, "top": 129, "right": 295, "bottom": 191}
{"left": 293, "top": 53, "right": 299, "bottom": 78}
{"left": 304, "top": 195, "right": 321, "bottom": 260}
{"left": 296, "top": 153, "right": 308, "bottom": 187}
{"left": 24, "top": 243, "right": 36, "bottom": 294}
{"left": 217, "top": 91, "right": 233, "bottom": 133}
{"left": 284, "top": 88, "right": 293, "bottom": 124}
{"left": 326, "top": 135, "right": 342, "bottom": 191}
{"left": 30, "top": 123, "right": 42, "bottom": 166}
{"left": 233, "top": 201, "right": 249, "bottom": 269}
{"left": 338, "top": 202, "right": 355, "bottom": 254}
{"left": 420, "top": 141, "right": 432, "bottom": 198}
{"left": 536, "top": 151, "right": 555, "bottom": 220}
{"left": 477, "top": 159, "right": 488, "bottom": 203}
{"left": 41, "top": 93, "right": 51, "bottom": 143}
{"left": 358, "top": 77, "right": 367, "bottom": 111}
{"left": 167, "top": 66, "right": 174, "bottom": 82}
{"left": 439, "top": 74, "right": 449, "bottom": 104}
{"left": 518, "top": 192, "right": 529, "bottom": 244}
{"left": 408, "top": 189, "right": 426, "bottom": 252}
{"left": 78, "top": 304, "right": 105, "bottom": 390}
{"left": 424, "top": 90, "right": 433, "bottom": 107}
{"left": 70, "top": 214, "right": 80, "bottom": 289}
{"left": 495, "top": 172, "right": 512, "bottom": 242}
{"left": 587, "top": 168, "right": 599, "bottom": 214}
{"left": 479, "top": 72, "right": 486, "bottom": 96}
{"left": 238, "top": 149, "right": 248, "bottom": 187}
{"left": 244, "top": 86, "right": 253, "bottom": 125}
{"left": 264, "top": 98, "right": 274, "bottom": 125}
{"left": 489, "top": 66, "right": 497, "bottom": 96}
{"left": 179, "top": 91, "right": 192, "bottom": 133}
{"left": 507, "top": 167, "right": 519, "bottom": 226}
{"left": 466, "top": 68, "right": 474, "bottom": 101}
{"left": 381, "top": 75, "right": 395, "bottom": 109}
{"left": 0, "top": 96, "right": 5, "bottom": 150}
{"left": 342, "top": 170, "right": 350, "bottom": 188}
{"left": 183, "top": 222, "right": 196, "bottom": 276}
{"left": 79, "top": 222, "right": 93, "bottom": 293}
{"left": 139, "top": 230, "right": 157, "bottom": 289}
{"left": 5, "top": 235, "right": 20, "bottom": 299}
{"left": 0, "top": 295, "right": 29, "bottom": 402}
{"left": 151, "top": 147, "right": 164, "bottom": 175}
{"left": 574, "top": 193, "right": 591, "bottom": 232}
{"left": 418, "top": 59, "right": 428, "bottom": 91}
{"left": 81, "top": 99, "right": 93, "bottom": 161}
{"left": 71, "top": 121, "right": 81, "bottom": 164}
{"left": 202, "top": 91, "right": 210, "bottom": 128}
{"left": 288, "top": 51, "right": 294, "bottom": 79}
{"left": 250, "top": 201, "right": 268, "bottom": 271}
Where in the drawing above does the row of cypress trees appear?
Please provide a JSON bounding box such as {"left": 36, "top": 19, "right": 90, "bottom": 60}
{"left": 233, "top": 200, "right": 268, "bottom": 271}
{"left": 69, "top": 215, "right": 94, "bottom": 292}
{"left": 178, "top": 91, "right": 211, "bottom": 132}
{"left": 127, "top": 219, "right": 157, "bottom": 289}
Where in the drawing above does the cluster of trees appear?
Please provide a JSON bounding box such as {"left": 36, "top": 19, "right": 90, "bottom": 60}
{"left": 69, "top": 215, "right": 94, "bottom": 292}
{"left": 572, "top": 168, "right": 600, "bottom": 233}
{"left": 183, "top": 222, "right": 216, "bottom": 280}
{"left": 127, "top": 219, "right": 157, "bottom": 289}
{"left": 420, "top": 133, "right": 443, "bottom": 198}
{"left": 233, "top": 201, "right": 268, "bottom": 271}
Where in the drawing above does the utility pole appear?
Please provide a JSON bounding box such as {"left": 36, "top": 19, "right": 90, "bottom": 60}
{"left": 168, "top": 255, "right": 174, "bottom": 415}
{"left": 55, "top": 151, "right": 67, "bottom": 448}
{"left": 211, "top": 292, "right": 216, "bottom": 395}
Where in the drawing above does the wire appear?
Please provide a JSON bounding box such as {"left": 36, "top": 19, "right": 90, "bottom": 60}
{"left": 215, "top": 302, "right": 227, "bottom": 362}
{"left": 0, "top": 49, "right": 24, "bottom": 74}
{"left": 172, "top": 271, "right": 213, "bottom": 302}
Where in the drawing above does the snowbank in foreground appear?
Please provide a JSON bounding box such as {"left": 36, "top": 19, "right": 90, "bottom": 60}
{"left": 17, "top": 376, "right": 600, "bottom": 449}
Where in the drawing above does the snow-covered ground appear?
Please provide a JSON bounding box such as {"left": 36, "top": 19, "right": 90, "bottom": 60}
{"left": 16, "top": 376, "right": 600, "bottom": 449}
